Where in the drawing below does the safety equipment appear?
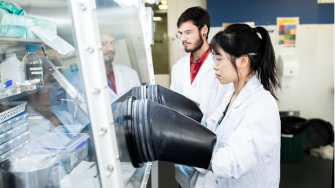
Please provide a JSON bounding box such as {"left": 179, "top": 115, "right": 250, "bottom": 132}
{"left": 174, "top": 164, "right": 196, "bottom": 177}
{"left": 171, "top": 53, "right": 230, "bottom": 188}
{"left": 113, "top": 96, "right": 216, "bottom": 169}
{"left": 116, "top": 84, "right": 203, "bottom": 122}
{"left": 206, "top": 75, "right": 280, "bottom": 188}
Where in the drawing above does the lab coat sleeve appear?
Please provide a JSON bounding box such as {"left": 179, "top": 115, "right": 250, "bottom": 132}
{"left": 194, "top": 167, "right": 210, "bottom": 174}
{"left": 211, "top": 99, "right": 280, "bottom": 180}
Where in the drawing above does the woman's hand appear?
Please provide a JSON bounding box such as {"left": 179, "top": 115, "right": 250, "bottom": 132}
{"left": 207, "top": 165, "right": 211, "bottom": 171}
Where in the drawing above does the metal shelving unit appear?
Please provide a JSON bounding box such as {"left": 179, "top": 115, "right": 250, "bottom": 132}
{"left": 0, "top": 84, "right": 52, "bottom": 103}
{"left": 0, "top": 37, "right": 48, "bottom": 103}
{"left": 0, "top": 37, "right": 43, "bottom": 44}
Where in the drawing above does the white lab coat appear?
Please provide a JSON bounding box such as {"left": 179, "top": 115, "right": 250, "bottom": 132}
{"left": 106, "top": 63, "right": 141, "bottom": 103}
{"left": 66, "top": 63, "right": 141, "bottom": 126}
{"left": 170, "top": 53, "right": 230, "bottom": 188}
{"left": 206, "top": 75, "right": 281, "bottom": 188}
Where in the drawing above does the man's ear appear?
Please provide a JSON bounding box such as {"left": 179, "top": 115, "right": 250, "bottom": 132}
{"left": 201, "top": 25, "right": 208, "bottom": 37}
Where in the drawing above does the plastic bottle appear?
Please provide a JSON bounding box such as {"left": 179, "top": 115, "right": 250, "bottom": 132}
{"left": 22, "top": 45, "right": 44, "bottom": 88}
{"left": 0, "top": 53, "right": 25, "bottom": 83}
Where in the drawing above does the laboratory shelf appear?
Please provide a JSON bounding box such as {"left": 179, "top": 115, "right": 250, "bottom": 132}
{"left": 0, "top": 84, "right": 52, "bottom": 103}
{"left": 0, "top": 37, "right": 43, "bottom": 44}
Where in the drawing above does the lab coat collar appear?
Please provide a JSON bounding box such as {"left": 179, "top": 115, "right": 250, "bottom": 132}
{"left": 231, "top": 75, "right": 263, "bottom": 108}
{"left": 185, "top": 53, "right": 213, "bottom": 86}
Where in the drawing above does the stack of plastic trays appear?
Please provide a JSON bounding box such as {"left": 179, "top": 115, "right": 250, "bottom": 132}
{"left": 0, "top": 139, "right": 30, "bottom": 161}
{"left": 11, "top": 113, "right": 28, "bottom": 128}
{"left": 0, "top": 112, "right": 28, "bottom": 134}
{"left": 0, "top": 122, "right": 28, "bottom": 144}
{"left": 0, "top": 112, "right": 29, "bottom": 158}
{"left": 0, "top": 121, "right": 12, "bottom": 134}
{"left": 1, "top": 131, "right": 29, "bottom": 155}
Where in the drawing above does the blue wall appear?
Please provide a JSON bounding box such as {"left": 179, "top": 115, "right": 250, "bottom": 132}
{"left": 207, "top": 0, "right": 334, "bottom": 26}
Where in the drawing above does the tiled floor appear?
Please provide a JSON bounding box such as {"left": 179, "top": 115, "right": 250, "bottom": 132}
{"left": 147, "top": 154, "right": 333, "bottom": 188}
{"left": 280, "top": 153, "right": 333, "bottom": 188}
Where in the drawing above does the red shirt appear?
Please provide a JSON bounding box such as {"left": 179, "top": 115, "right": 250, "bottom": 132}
{"left": 190, "top": 48, "right": 210, "bottom": 84}
{"left": 107, "top": 65, "right": 117, "bottom": 94}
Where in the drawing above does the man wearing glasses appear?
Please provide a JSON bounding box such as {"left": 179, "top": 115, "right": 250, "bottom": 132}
{"left": 100, "top": 33, "right": 141, "bottom": 101}
{"left": 170, "top": 7, "right": 230, "bottom": 188}
{"left": 66, "top": 32, "right": 140, "bottom": 126}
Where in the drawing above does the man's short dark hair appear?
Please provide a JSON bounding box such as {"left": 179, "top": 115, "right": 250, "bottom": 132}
{"left": 177, "top": 6, "right": 211, "bottom": 40}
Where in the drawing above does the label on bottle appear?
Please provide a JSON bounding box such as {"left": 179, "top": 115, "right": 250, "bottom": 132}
{"left": 30, "top": 67, "right": 43, "bottom": 71}
{"left": 31, "top": 71, "right": 43, "bottom": 75}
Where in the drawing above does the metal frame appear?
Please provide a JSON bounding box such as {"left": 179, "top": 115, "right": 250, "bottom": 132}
{"left": 68, "top": 0, "right": 124, "bottom": 187}
{"left": 137, "top": 1, "right": 157, "bottom": 187}
{"left": 138, "top": 0, "right": 156, "bottom": 86}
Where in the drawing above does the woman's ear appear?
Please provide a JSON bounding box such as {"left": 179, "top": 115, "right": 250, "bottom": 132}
{"left": 237, "top": 55, "right": 249, "bottom": 69}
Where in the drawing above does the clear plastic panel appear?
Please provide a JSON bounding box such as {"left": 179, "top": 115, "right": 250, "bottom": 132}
{"left": 0, "top": 0, "right": 103, "bottom": 188}
{"left": 95, "top": 0, "right": 150, "bottom": 187}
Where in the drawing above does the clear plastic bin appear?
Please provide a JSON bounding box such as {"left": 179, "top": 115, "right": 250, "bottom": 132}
{"left": 0, "top": 123, "right": 4, "bottom": 133}
{"left": 5, "top": 120, "right": 11, "bottom": 132}
{"left": 11, "top": 113, "right": 28, "bottom": 128}
{"left": 14, "top": 139, "right": 30, "bottom": 152}
{"left": 0, "top": 139, "right": 29, "bottom": 161}
{"left": 0, "top": 134, "right": 3, "bottom": 144}
{"left": 4, "top": 130, "right": 12, "bottom": 142}
{"left": 0, "top": 144, "right": 4, "bottom": 155}
{"left": 61, "top": 140, "right": 88, "bottom": 173}
{"left": 0, "top": 112, "right": 28, "bottom": 134}
{"left": 0, "top": 152, "right": 5, "bottom": 161}
{"left": 5, "top": 140, "right": 13, "bottom": 152}
{"left": 26, "top": 133, "right": 89, "bottom": 173}
{"left": 12, "top": 122, "right": 28, "bottom": 137}
{"left": 13, "top": 131, "right": 29, "bottom": 147}
{"left": 0, "top": 120, "right": 12, "bottom": 133}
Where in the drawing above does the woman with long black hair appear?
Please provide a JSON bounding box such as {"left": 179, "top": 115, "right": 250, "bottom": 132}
{"left": 204, "top": 23, "right": 281, "bottom": 187}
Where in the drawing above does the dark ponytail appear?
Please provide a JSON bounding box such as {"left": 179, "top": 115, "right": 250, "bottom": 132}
{"left": 253, "top": 26, "right": 280, "bottom": 100}
{"left": 209, "top": 24, "right": 281, "bottom": 100}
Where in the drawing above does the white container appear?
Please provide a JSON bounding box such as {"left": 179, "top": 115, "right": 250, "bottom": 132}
{"left": 278, "top": 54, "right": 300, "bottom": 77}
{"left": 0, "top": 53, "right": 25, "bottom": 82}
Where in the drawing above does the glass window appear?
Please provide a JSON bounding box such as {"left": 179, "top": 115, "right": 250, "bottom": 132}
{"left": 0, "top": 0, "right": 152, "bottom": 187}
{"left": 95, "top": 0, "right": 151, "bottom": 187}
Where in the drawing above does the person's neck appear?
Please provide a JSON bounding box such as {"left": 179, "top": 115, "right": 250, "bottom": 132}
{"left": 105, "top": 62, "right": 113, "bottom": 75}
{"left": 192, "top": 41, "right": 209, "bottom": 62}
{"left": 233, "top": 73, "right": 255, "bottom": 96}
